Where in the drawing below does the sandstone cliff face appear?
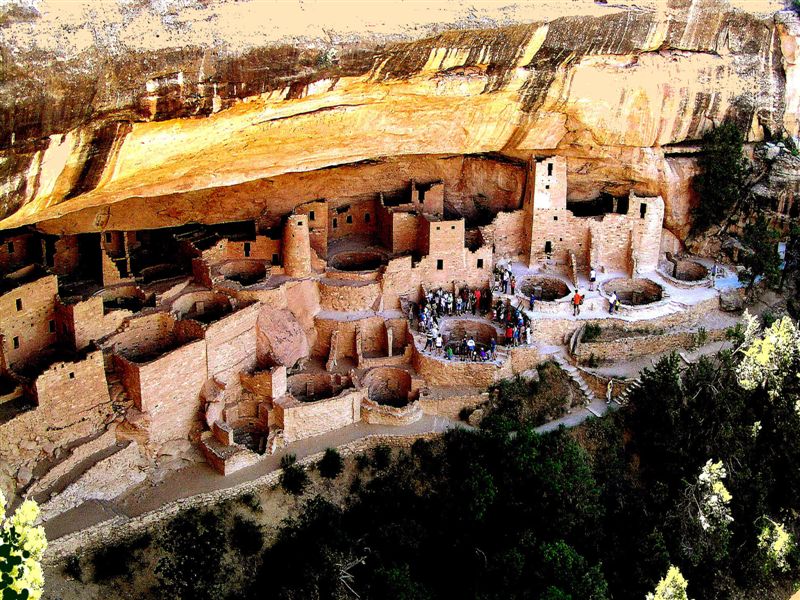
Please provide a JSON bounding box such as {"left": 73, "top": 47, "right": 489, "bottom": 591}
{"left": 0, "top": 0, "right": 794, "bottom": 242}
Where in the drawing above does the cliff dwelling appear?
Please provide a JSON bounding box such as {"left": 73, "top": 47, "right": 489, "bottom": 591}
{"left": 0, "top": 2, "right": 798, "bottom": 595}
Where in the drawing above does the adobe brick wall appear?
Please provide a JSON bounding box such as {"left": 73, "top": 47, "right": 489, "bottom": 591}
{"left": 319, "top": 279, "right": 381, "bottom": 312}
{"left": 57, "top": 296, "right": 131, "bottom": 351}
{"left": 51, "top": 236, "right": 80, "bottom": 277}
{"left": 0, "top": 275, "right": 58, "bottom": 369}
{"left": 222, "top": 235, "right": 281, "bottom": 263}
{"left": 103, "top": 312, "right": 177, "bottom": 359}
{"left": 480, "top": 210, "right": 525, "bottom": 259}
{"left": 275, "top": 389, "right": 363, "bottom": 442}
{"left": 313, "top": 315, "right": 388, "bottom": 360}
{"left": 0, "top": 350, "right": 113, "bottom": 493}
{"left": 136, "top": 339, "right": 207, "bottom": 444}
{"left": 204, "top": 303, "right": 260, "bottom": 385}
{"left": 0, "top": 234, "right": 39, "bottom": 274}
{"left": 327, "top": 199, "right": 378, "bottom": 242}
{"left": 390, "top": 212, "right": 420, "bottom": 255}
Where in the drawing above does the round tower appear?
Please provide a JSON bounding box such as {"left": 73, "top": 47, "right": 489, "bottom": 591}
{"left": 282, "top": 214, "right": 312, "bottom": 277}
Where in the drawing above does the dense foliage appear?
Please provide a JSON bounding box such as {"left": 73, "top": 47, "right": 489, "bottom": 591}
{"left": 739, "top": 214, "right": 782, "bottom": 292}
{"left": 0, "top": 495, "right": 46, "bottom": 600}
{"left": 692, "top": 122, "right": 749, "bottom": 233}
{"left": 227, "top": 316, "right": 800, "bottom": 600}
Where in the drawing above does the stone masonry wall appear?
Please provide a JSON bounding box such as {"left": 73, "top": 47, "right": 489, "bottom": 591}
{"left": 204, "top": 303, "right": 261, "bottom": 385}
{"left": 137, "top": 339, "right": 207, "bottom": 444}
{"left": 0, "top": 275, "right": 58, "bottom": 369}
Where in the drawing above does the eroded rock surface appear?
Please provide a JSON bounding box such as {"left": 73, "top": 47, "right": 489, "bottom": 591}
{"left": 0, "top": 0, "right": 793, "bottom": 244}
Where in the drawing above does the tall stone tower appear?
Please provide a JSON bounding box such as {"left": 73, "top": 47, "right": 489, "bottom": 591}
{"left": 283, "top": 215, "right": 312, "bottom": 277}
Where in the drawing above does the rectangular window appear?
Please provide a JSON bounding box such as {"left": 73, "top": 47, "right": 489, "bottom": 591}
{"left": 243, "top": 242, "right": 251, "bottom": 257}
{"left": 346, "top": 215, "right": 353, "bottom": 224}
{"left": 69, "top": 372, "right": 75, "bottom": 379}
{"left": 12, "top": 337, "right": 19, "bottom": 350}
{"left": 15, "top": 298, "right": 22, "bottom": 311}
{"left": 364, "top": 213, "right": 370, "bottom": 223}
{"left": 332, "top": 218, "right": 338, "bottom": 229}
{"left": 7, "top": 241, "right": 14, "bottom": 254}
{"left": 436, "top": 259, "right": 444, "bottom": 270}
{"left": 640, "top": 203, "right": 647, "bottom": 218}
{"left": 545, "top": 241, "right": 552, "bottom": 255}
{"left": 545, "top": 185, "right": 550, "bottom": 190}
{"left": 272, "top": 253, "right": 280, "bottom": 265}
{"left": 296, "top": 220, "right": 304, "bottom": 226}
{"left": 49, "top": 320, "right": 55, "bottom": 333}
{"left": 477, "top": 259, "right": 484, "bottom": 269}
{"left": 309, "top": 210, "right": 315, "bottom": 221}
{"left": 451, "top": 225, "right": 455, "bottom": 230}
{"left": 436, "top": 226, "right": 440, "bottom": 231}
{"left": 547, "top": 162, "right": 553, "bottom": 176}
{"left": 553, "top": 216, "right": 558, "bottom": 221}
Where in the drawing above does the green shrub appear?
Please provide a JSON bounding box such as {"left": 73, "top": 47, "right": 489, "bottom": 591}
{"left": 230, "top": 515, "right": 263, "bottom": 556}
{"left": 318, "top": 448, "right": 344, "bottom": 479}
{"left": 238, "top": 491, "right": 262, "bottom": 513}
{"left": 63, "top": 555, "right": 83, "bottom": 582}
{"left": 371, "top": 444, "right": 392, "bottom": 471}
{"left": 355, "top": 452, "right": 371, "bottom": 471}
{"left": 280, "top": 454, "right": 309, "bottom": 495}
{"left": 583, "top": 323, "right": 602, "bottom": 342}
{"left": 91, "top": 533, "right": 151, "bottom": 582}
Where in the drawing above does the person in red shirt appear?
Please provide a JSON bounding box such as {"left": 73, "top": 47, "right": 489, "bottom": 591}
{"left": 474, "top": 289, "right": 481, "bottom": 313}
{"left": 572, "top": 290, "right": 583, "bottom": 316}
{"left": 505, "top": 325, "right": 514, "bottom": 346}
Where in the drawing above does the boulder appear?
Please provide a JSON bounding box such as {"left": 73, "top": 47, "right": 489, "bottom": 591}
{"left": 720, "top": 288, "right": 745, "bottom": 312}
{"left": 256, "top": 308, "right": 310, "bottom": 368}
{"left": 467, "top": 408, "right": 485, "bottom": 428}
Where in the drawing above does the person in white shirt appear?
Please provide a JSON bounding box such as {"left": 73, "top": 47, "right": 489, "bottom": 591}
{"left": 589, "top": 267, "right": 597, "bottom": 291}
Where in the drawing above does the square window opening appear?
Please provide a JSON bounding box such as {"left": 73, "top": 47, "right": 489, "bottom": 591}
{"left": 271, "top": 253, "right": 280, "bottom": 265}
{"left": 69, "top": 372, "right": 75, "bottom": 379}
{"left": 544, "top": 241, "right": 552, "bottom": 254}
{"left": 477, "top": 258, "right": 484, "bottom": 269}
{"left": 640, "top": 202, "right": 647, "bottom": 218}
{"left": 332, "top": 218, "right": 338, "bottom": 229}
{"left": 346, "top": 215, "right": 353, "bottom": 224}
{"left": 436, "top": 259, "right": 444, "bottom": 270}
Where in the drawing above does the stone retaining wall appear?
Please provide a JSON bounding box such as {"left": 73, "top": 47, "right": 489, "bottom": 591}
{"left": 43, "top": 433, "right": 442, "bottom": 564}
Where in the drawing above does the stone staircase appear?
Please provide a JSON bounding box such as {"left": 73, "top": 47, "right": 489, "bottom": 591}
{"left": 551, "top": 353, "right": 604, "bottom": 417}
{"left": 613, "top": 377, "right": 642, "bottom": 406}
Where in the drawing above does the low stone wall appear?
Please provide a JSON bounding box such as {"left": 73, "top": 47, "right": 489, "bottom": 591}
{"left": 43, "top": 433, "right": 442, "bottom": 564}
{"left": 575, "top": 327, "right": 727, "bottom": 364}
{"left": 656, "top": 267, "right": 712, "bottom": 289}
{"left": 360, "top": 398, "right": 422, "bottom": 425}
{"left": 418, "top": 390, "right": 487, "bottom": 420}
{"left": 274, "top": 389, "right": 364, "bottom": 443}
{"left": 412, "top": 346, "right": 512, "bottom": 387}
{"left": 318, "top": 279, "right": 381, "bottom": 312}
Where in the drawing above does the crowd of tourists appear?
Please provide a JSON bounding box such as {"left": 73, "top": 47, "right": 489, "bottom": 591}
{"left": 490, "top": 297, "right": 532, "bottom": 347}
